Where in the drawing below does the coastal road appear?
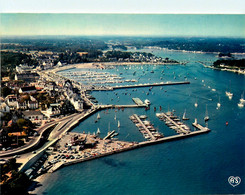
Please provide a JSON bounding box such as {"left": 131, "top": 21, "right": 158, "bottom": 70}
{"left": 0, "top": 113, "right": 84, "bottom": 158}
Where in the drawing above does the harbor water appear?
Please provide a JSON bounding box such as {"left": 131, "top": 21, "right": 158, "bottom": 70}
{"left": 36, "top": 49, "right": 245, "bottom": 194}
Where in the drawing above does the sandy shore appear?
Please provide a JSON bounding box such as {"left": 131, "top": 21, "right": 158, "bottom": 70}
{"left": 28, "top": 173, "right": 49, "bottom": 194}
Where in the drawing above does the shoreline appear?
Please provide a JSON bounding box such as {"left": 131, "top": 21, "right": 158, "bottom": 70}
{"left": 197, "top": 61, "right": 245, "bottom": 75}
{"left": 143, "top": 46, "right": 245, "bottom": 55}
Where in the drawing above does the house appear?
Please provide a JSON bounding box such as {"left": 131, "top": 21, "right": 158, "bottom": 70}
{"left": 22, "top": 110, "right": 44, "bottom": 121}
{"left": 5, "top": 95, "right": 18, "bottom": 110}
{"left": 57, "top": 61, "right": 63, "bottom": 67}
{"left": 70, "top": 97, "right": 84, "bottom": 110}
{"left": 15, "top": 73, "right": 39, "bottom": 82}
{"left": 17, "top": 101, "right": 28, "bottom": 110}
{"left": 19, "top": 86, "right": 37, "bottom": 94}
{"left": 0, "top": 102, "right": 10, "bottom": 116}
{"left": 27, "top": 101, "right": 39, "bottom": 110}
{"left": 43, "top": 103, "right": 61, "bottom": 118}
{"left": 16, "top": 64, "right": 34, "bottom": 73}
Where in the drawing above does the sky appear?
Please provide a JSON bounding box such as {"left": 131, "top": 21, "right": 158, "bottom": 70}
{"left": 1, "top": 0, "right": 245, "bottom": 14}
{"left": 1, "top": 14, "right": 245, "bottom": 37}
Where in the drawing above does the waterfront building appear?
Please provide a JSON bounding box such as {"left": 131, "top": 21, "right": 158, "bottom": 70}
{"left": 43, "top": 103, "right": 61, "bottom": 118}
{"left": 22, "top": 110, "right": 44, "bottom": 121}
{"left": 15, "top": 73, "right": 39, "bottom": 82}
{"left": 16, "top": 64, "right": 34, "bottom": 73}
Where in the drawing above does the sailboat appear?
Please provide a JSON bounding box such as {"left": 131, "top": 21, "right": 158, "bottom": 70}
{"left": 238, "top": 102, "right": 244, "bottom": 108}
{"left": 97, "top": 113, "right": 101, "bottom": 119}
{"left": 118, "top": 120, "right": 120, "bottom": 128}
{"left": 225, "top": 81, "right": 233, "bottom": 100}
{"left": 194, "top": 98, "right": 198, "bottom": 108}
{"left": 114, "top": 114, "right": 117, "bottom": 120}
{"left": 204, "top": 105, "right": 209, "bottom": 122}
{"left": 217, "top": 97, "right": 221, "bottom": 109}
{"left": 225, "top": 91, "right": 233, "bottom": 100}
{"left": 239, "top": 92, "right": 245, "bottom": 103}
{"left": 96, "top": 128, "right": 100, "bottom": 134}
{"left": 182, "top": 109, "right": 189, "bottom": 120}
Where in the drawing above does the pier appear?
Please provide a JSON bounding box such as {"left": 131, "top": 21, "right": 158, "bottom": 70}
{"left": 133, "top": 114, "right": 156, "bottom": 140}
{"left": 192, "top": 120, "right": 210, "bottom": 131}
{"left": 103, "top": 130, "right": 116, "bottom": 140}
{"left": 156, "top": 112, "right": 190, "bottom": 134}
{"left": 132, "top": 98, "right": 145, "bottom": 106}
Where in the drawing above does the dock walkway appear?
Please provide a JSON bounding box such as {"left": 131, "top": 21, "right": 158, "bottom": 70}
{"left": 156, "top": 112, "right": 190, "bottom": 134}
{"left": 192, "top": 121, "right": 210, "bottom": 131}
{"left": 132, "top": 114, "right": 156, "bottom": 140}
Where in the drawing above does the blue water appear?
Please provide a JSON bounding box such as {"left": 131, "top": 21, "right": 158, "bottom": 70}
{"left": 37, "top": 49, "right": 245, "bottom": 194}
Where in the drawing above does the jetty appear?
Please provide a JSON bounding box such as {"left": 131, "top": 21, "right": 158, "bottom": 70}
{"left": 103, "top": 130, "right": 116, "bottom": 140}
{"left": 92, "top": 81, "right": 190, "bottom": 91}
{"left": 192, "top": 120, "right": 210, "bottom": 131}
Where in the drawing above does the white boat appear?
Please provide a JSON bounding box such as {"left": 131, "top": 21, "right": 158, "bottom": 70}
{"left": 96, "top": 128, "right": 100, "bottom": 134}
{"left": 194, "top": 97, "right": 198, "bottom": 107}
{"left": 204, "top": 105, "right": 209, "bottom": 122}
{"left": 217, "top": 97, "right": 221, "bottom": 109}
{"left": 97, "top": 113, "right": 101, "bottom": 119}
{"left": 239, "top": 92, "right": 245, "bottom": 103}
{"left": 217, "top": 102, "right": 221, "bottom": 109}
{"left": 144, "top": 99, "right": 151, "bottom": 105}
{"left": 194, "top": 118, "right": 197, "bottom": 124}
{"left": 238, "top": 102, "right": 244, "bottom": 108}
{"left": 225, "top": 91, "right": 233, "bottom": 100}
{"left": 182, "top": 109, "right": 189, "bottom": 120}
{"left": 139, "top": 115, "right": 147, "bottom": 119}
{"left": 118, "top": 120, "right": 120, "bottom": 128}
{"left": 114, "top": 114, "right": 117, "bottom": 120}
{"left": 226, "top": 81, "right": 233, "bottom": 100}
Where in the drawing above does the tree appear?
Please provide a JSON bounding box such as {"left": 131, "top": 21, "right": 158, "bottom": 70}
{"left": 1, "top": 86, "right": 13, "bottom": 97}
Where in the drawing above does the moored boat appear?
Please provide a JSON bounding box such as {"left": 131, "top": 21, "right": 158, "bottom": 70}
{"left": 182, "top": 109, "right": 189, "bottom": 120}
{"left": 144, "top": 99, "right": 151, "bottom": 105}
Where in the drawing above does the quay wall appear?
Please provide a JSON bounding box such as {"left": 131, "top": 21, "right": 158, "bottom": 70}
{"left": 92, "top": 81, "right": 190, "bottom": 91}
